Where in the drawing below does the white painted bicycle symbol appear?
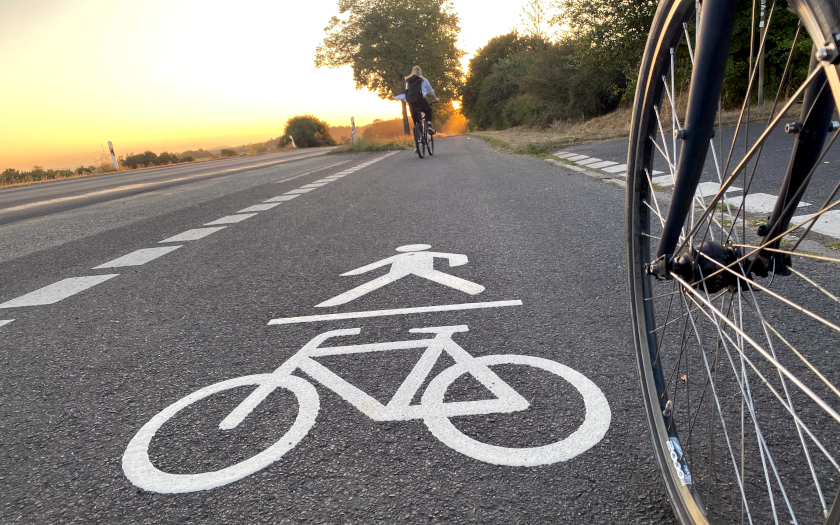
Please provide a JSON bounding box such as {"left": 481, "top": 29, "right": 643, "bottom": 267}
{"left": 123, "top": 325, "right": 611, "bottom": 493}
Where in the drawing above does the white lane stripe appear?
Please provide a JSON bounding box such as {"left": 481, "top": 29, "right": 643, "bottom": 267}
{"left": 299, "top": 183, "right": 328, "bottom": 188}
{"left": 160, "top": 227, "right": 227, "bottom": 243}
{"left": 238, "top": 203, "right": 280, "bottom": 213}
{"left": 601, "top": 164, "right": 627, "bottom": 173}
{"left": 205, "top": 214, "right": 257, "bottom": 225}
{"left": 566, "top": 155, "right": 589, "bottom": 161}
{"left": 0, "top": 320, "right": 14, "bottom": 328}
{"left": 730, "top": 193, "right": 810, "bottom": 214}
{"left": 285, "top": 188, "right": 315, "bottom": 195}
{"left": 576, "top": 158, "right": 603, "bottom": 166}
{"left": 273, "top": 160, "right": 352, "bottom": 183}
{"left": 652, "top": 175, "right": 675, "bottom": 187}
{"left": 554, "top": 152, "right": 577, "bottom": 159}
{"left": 0, "top": 275, "right": 119, "bottom": 308}
{"left": 265, "top": 195, "right": 299, "bottom": 202}
{"left": 268, "top": 300, "right": 523, "bottom": 325}
{"left": 791, "top": 210, "right": 840, "bottom": 238}
{"left": 94, "top": 246, "right": 182, "bottom": 269}
{"left": 586, "top": 161, "right": 618, "bottom": 169}
{"left": 652, "top": 170, "right": 664, "bottom": 175}
{"left": 695, "top": 182, "right": 742, "bottom": 198}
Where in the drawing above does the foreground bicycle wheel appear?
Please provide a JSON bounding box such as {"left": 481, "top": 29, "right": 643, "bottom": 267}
{"left": 414, "top": 122, "right": 425, "bottom": 158}
{"left": 626, "top": 0, "right": 840, "bottom": 522}
{"left": 428, "top": 126, "right": 435, "bottom": 156}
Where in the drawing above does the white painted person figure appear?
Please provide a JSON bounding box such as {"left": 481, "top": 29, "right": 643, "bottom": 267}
{"left": 316, "top": 244, "right": 484, "bottom": 307}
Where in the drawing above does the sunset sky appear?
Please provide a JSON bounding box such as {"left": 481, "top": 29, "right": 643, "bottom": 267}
{"left": 0, "top": 0, "right": 535, "bottom": 170}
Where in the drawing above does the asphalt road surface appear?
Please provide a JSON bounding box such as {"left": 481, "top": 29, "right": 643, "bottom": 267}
{"left": 0, "top": 148, "right": 335, "bottom": 226}
{"left": 1, "top": 138, "right": 677, "bottom": 523}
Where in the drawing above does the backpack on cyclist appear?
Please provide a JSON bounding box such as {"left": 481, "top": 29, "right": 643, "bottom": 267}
{"left": 404, "top": 74, "right": 424, "bottom": 104}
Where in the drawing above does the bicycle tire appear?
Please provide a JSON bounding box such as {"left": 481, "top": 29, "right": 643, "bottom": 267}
{"left": 122, "top": 374, "right": 319, "bottom": 493}
{"left": 627, "top": 0, "right": 840, "bottom": 522}
{"left": 421, "top": 354, "right": 610, "bottom": 467}
{"left": 414, "top": 122, "right": 425, "bottom": 158}
{"left": 428, "top": 130, "right": 434, "bottom": 156}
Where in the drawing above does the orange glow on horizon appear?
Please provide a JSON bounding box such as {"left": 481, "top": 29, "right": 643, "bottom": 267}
{"left": 1, "top": 0, "right": 531, "bottom": 171}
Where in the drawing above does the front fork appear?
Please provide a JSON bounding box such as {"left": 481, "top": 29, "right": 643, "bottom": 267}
{"left": 653, "top": 0, "right": 836, "bottom": 283}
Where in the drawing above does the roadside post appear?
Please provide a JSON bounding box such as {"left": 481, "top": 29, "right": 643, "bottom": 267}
{"left": 288, "top": 135, "right": 297, "bottom": 148}
{"left": 351, "top": 117, "right": 358, "bottom": 144}
{"left": 108, "top": 141, "right": 120, "bottom": 171}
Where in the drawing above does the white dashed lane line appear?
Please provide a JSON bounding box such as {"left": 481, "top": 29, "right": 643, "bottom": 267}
{"left": 0, "top": 320, "right": 14, "bottom": 328}
{"left": 0, "top": 275, "right": 119, "bottom": 308}
{"left": 159, "top": 227, "right": 227, "bottom": 243}
{"left": 204, "top": 213, "right": 257, "bottom": 225}
{"left": 265, "top": 195, "right": 299, "bottom": 203}
{"left": 0, "top": 152, "right": 399, "bottom": 310}
{"left": 238, "top": 203, "right": 281, "bottom": 213}
{"left": 792, "top": 210, "right": 840, "bottom": 238}
{"left": 93, "top": 246, "right": 182, "bottom": 269}
{"left": 552, "top": 151, "right": 840, "bottom": 239}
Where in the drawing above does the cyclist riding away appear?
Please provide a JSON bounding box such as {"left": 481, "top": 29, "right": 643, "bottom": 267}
{"left": 404, "top": 66, "right": 439, "bottom": 143}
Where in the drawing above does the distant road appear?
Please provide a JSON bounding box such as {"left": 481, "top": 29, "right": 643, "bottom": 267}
{"left": 0, "top": 147, "right": 334, "bottom": 225}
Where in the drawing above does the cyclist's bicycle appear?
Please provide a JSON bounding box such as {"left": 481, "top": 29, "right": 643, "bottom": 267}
{"left": 122, "top": 325, "right": 610, "bottom": 494}
{"left": 627, "top": 0, "right": 840, "bottom": 523}
{"left": 413, "top": 101, "right": 437, "bottom": 159}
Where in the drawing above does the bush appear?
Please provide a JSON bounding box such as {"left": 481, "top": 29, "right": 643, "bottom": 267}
{"left": 121, "top": 151, "right": 159, "bottom": 169}
{"left": 279, "top": 115, "right": 336, "bottom": 148}
{"left": 179, "top": 155, "right": 194, "bottom": 163}
{"left": 157, "top": 152, "right": 179, "bottom": 165}
{"left": 248, "top": 143, "right": 268, "bottom": 155}
{"left": 220, "top": 149, "right": 238, "bottom": 157}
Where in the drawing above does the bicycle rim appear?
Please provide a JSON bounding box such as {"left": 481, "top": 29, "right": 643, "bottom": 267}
{"left": 626, "top": 0, "right": 840, "bottom": 522}
{"left": 428, "top": 133, "right": 434, "bottom": 155}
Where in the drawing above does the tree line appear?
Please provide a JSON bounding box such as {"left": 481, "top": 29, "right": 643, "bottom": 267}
{"left": 462, "top": 0, "right": 810, "bottom": 130}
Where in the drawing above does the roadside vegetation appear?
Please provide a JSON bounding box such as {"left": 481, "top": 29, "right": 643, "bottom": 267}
{"left": 279, "top": 115, "right": 337, "bottom": 148}
{"left": 462, "top": 0, "right": 810, "bottom": 135}
{"left": 330, "top": 137, "right": 413, "bottom": 153}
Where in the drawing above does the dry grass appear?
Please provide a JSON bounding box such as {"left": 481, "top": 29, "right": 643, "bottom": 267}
{"left": 470, "top": 95, "right": 802, "bottom": 155}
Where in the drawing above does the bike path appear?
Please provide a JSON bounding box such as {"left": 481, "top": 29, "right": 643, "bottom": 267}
{"left": 0, "top": 137, "right": 675, "bottom": 523}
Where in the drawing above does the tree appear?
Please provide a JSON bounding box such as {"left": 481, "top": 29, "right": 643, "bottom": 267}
{"left": 518, "top": 0, "right": 558, "bottom": 44}
{"left": 279, "top": 115, "right": 337, "bottom": 148}
{"left": 315, "top": 0, "right": 464, "bottom": 135}
{"left": 220, "top": 149, "right": 238, "bottom": 157}
{"left": 459, "top": 32, "right": 543, "bottom": 124}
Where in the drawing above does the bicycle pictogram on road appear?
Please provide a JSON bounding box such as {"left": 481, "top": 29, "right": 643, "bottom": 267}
{"left": 123, "top": 244, "right": 612, "bottom": 493}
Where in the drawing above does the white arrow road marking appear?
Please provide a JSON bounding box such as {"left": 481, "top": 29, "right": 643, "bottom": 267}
{"left": 268, "top": 300, "right": 523, "bottom": 325}
{"left": 94, "top": 246, "right": 182, "bottom": 269}
{"left": 237, "top": 203, "right": 280, "bottom": 213}
{"left": 159, "top": 227, "right": 227, "bottom": 243}
{"left": 0, "top": 275, "right": 119, "bottom": 308}
{"left": 0, "top": 320, "right": 14, "bottom": 328}
{"left": 205, "top": 214, "right": 257, "bottom": 225}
